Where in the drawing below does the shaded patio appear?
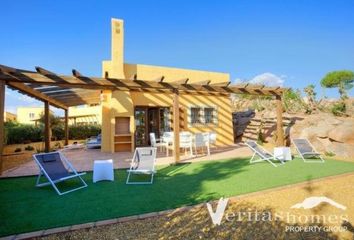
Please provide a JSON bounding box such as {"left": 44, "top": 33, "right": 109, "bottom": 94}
{"left": 0, "top": 144, "right": 252, "bottom": 178}
{"left": 0, "top": 64, "right": 288, "bottom": 175}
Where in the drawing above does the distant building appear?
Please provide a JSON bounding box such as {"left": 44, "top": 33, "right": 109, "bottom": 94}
{"left": 16, "top": 105, "right": 101, "bottom": 125}
{"left": 16, "top": 107, "right": 52, "bottom": 125}
{"left": 68, "top": 104, "right": 102, "bottom": 125}
{"left": 3, "top": 112, "right": 16, "bottom": 122}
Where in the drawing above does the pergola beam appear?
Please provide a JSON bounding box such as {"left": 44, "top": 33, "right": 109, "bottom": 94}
{"left": 6, "top": 81, "right": 68, "bottom": 109}
{"left": 64, "top": 109, "right": 69, "bottom": 146}
{"left": 153, "top": 76, "right": 165, "bottom": 82}
{"left": 44, "top": 101, "right": 50, "bottom": 152}
{"left": 0, "top": 81, "right": 5, "bottom": 173}
{"left": 209, "top": 81, "right": 231, "bottom": 87}
{"left": 276, "top": 95, "right": 284, "bottom": 146}
{"left": 170, "top": 78, "right": 189, "bottom": 85}
{"left": 173, "top": 89, "right": 180, "bottom": 163}
{"left": 0, "top": 72, "right": 285, "bottom": 95}
{"left": 0, "top": 65, "right": 287, "bottom": 96}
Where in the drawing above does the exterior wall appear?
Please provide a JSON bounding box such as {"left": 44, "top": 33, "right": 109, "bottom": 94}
{"left": 4, "top": 112, "right": 16, "bottom": 122}
{"left": 131, "top": 92, "right": 234, "bottom": 146}
{"left": 101, "top": 91, "right": 234, "bottom": 152}
{"left": 68, "top": 105, "right": 102, "bottom": 125}
{"left": 16, "top": 107, "right": 48, "bottom": 124}
{"left": 124, "top": 63, "right": 229, "bottom": 84}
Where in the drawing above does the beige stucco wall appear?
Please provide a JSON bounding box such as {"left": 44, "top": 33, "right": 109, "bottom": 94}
{"left": 17, "top": 107, "right": 48, "bottom": 124}
{"left": 131, "top": 92, "right": 234, "bottom": 146}
{"left": 4, "top": 112, "right": 16, "bottom": 122}
{"left": 68, "top": 105, "right": 102, "bottom": 125}
{"left": 124, "top": 63, "right": 229, "bottom": 84}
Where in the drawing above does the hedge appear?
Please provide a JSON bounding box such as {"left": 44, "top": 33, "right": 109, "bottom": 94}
{"left": 4, "top": 123, "right": 101, "bottom": 145}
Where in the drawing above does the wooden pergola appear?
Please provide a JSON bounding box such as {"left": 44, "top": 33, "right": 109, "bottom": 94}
{"left": 0, "top": 64, "right": 287, "bottom": 173}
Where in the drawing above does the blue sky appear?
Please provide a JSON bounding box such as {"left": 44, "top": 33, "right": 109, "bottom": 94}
{"left": 1, "top": 0, "right": 354, "bottom": 115}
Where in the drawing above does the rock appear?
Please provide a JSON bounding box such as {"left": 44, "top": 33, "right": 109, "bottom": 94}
{"left": 328, "top": 121, "right": 354, "bottom": 145}
{"left": 324, "top": 118, "right": 343, "bottom": 126}
{"left": 326, "top": 142, "right": 354, "bottom": 158}
{"left": 299, "top": 125, "right": 330, "bottom": 140}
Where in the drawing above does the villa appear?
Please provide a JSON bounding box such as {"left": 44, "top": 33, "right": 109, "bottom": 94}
{"left": 0, "top": 18, "right": 286, "bottom": 172}
{"left": 101, "top": 19, "right": 234, "bottom": 153}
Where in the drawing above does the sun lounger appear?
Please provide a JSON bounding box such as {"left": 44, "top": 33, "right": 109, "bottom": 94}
{"left": 126, "top": 147, "right": 157, "bottom": 184}
{"left": 245, "top": 140, "right": 285, "bottom": 167}
{"left": 292, "top": 138, "right": 325, "bottom": 163}
{"left": 33, "top": 151, "right": 87, "bottom": 195}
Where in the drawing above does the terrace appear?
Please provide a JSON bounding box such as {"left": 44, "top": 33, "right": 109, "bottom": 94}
{"left": 1, "top": 144, "right": 251, "bottom": 177}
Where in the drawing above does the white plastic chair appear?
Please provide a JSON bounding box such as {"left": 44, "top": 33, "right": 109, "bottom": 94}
{"left": 166, "top": 131, "right": 193, "bottom": 157}
{"left": 194, "top": 133, "right": 210, "bottom": 156}
{"left": 180, "top": 132, "right": 194, "bottom": 157}
{"left": 149, "top": 132, "right": 167, "bottom": 153}
{"left": 209, "top": 132, "right": 217, "bottom": 146}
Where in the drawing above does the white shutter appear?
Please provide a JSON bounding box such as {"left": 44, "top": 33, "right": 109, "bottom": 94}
{"left": 213, "top": 107, "right": 218, "bottom": 125}
{"left": 200, "top": 108, "right": 205, "bottom": 124}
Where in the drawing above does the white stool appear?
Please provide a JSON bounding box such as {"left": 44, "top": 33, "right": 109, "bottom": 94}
{"left": 93, "top": 159, "right": 114, "bottom": 183}
{"left": 274, "top": 147, "right": 292, "bottom": 161}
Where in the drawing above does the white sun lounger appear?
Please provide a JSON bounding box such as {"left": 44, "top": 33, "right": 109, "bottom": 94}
{"left": 126, "top": 147, "right": 157, "bottom": 184}
{"left": 292, "top": 138, "right": 325, "bottom": 163}
{"left": 33, "top": 151, "right": 87, "bottom": 195}
{"left": 245, "top": 140, "right": 285, "bottom": 167}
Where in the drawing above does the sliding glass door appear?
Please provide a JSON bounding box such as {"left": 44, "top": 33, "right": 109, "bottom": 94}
{"left": 134, "top": 107, "right": 170, "bottom": 147}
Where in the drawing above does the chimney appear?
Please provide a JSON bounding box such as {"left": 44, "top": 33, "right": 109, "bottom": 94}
{"left": 110, "top": 18, "right": 125, "bottom": 78}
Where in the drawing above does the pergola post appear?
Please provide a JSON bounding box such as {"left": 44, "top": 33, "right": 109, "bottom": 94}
{"left": 44, "top": 101, "right": 51, "bottom": 152}
{"left": 173, "top": 89, "right": 180, "bottom": 163}
{"left": 0, "top": 81, "right": 5, "bottom": 174}
{"left": 275, "top": 95, "right": 284, "bottom": 147}
{"left": 64, "top": 109, "right": 69, "bottom": 146}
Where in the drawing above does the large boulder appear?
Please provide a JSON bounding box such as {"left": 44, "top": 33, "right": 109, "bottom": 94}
{"left": 328, "top": 120, "right": 354, "bottom": 145}
{"left": 326, "top": 142, "right": 354, "bottom": 158}
{"left": 299, "top": 122, "right": 331, "bottom": 140}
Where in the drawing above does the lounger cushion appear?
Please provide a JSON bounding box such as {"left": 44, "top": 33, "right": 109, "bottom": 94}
{"left": 35, "top": 152, "right": 71, "bottom": 181}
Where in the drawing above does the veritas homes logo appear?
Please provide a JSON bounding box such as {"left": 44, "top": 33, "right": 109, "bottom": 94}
{"left": 290, "top": 196, "right": 347, "bottom": 210}
{"left": 206, "top": 197, "right": 229, "bottom": 225}
{"left": 206, "top": 196, "right": 348, "bottom": 232}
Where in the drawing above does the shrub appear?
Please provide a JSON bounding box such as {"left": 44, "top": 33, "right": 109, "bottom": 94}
{"left": 52, "top": 125, "right": 65, "bottom": 140}
{"left": 14, "top": 148, "right": 22, "bottom": 153}
{"left": 69, "top": 125, "right": 101, "bottom": 140}
{"left": 24, "top": 145, "right": 35, "bottom": 151}
{"left": 4, "top": 123, "right": 101, "bottom": 145}
{"left": 325, "top": 151, "right": 335, "bottom": 157}
{"left": 331, "top": 102, "right": 346, "bottom": 116}
{"left": 6, "top": 124, "right": 43, "bottom": 145}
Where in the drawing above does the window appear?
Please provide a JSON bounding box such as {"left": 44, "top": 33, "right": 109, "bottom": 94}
{"left": 29, "top": 113, "right": 35, "bottom": 119}
{"left": 191, "top": 107, "right": 202, "bottom": 124}
{"left": 189, "top": 106, "right": 217, "bottom": 125}
{"left": 204, "top": 108, "right": 215, "bottom": 124}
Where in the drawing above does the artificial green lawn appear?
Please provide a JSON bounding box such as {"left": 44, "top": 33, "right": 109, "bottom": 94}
{"left": 1, "top": 157, "right": 354, "bottom": 237}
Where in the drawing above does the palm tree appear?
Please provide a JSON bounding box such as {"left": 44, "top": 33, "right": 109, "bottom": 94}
{"left": 38, "top": 112, "right": 63, "bottom": 141}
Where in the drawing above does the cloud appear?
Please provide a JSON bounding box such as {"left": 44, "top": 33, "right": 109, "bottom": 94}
{"left": 248, "top": 72, "right": 285, "bottom": 87}
{"left": 18, "top": 95, "right": 36, "bottom": 103}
